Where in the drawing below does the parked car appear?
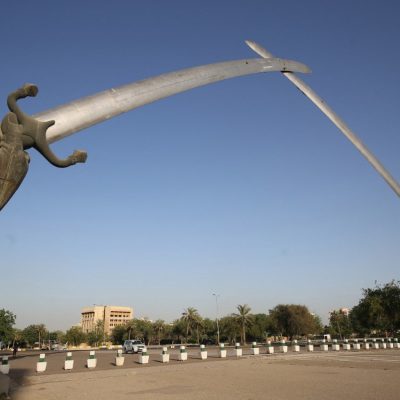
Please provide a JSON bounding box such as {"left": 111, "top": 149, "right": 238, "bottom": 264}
{"left": 123, "top": 340, "right": 145, "bottom": 353}
{"left": 51, "top": 343, "right": 67, "bottom": 351}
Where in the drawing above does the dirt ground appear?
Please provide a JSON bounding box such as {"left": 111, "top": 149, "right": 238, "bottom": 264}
{"left": 9, "top": 350, "right": 400, "bottom": 400}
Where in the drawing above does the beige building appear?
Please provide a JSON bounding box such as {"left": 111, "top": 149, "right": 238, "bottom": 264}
{"left": 81, "top": 305, "right": 133, "bottom": 335}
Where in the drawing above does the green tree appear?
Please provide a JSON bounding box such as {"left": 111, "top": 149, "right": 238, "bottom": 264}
{"left": 233, "top": 304, "right": 254, "bottom": 344}
{"left": 22, "top": 324, "right": 47, "bottom": 347}
{"left": 219, "top": 316, "right": 239, "bottom": 344}
{"left": 65, "top": 326, "right": 87, "bottom": 346}
{"left": 12, "top": 329, "right": 23, "bottom": 347}
{"left": 171, "top": 319, "right": 186, "bottom": 343}
{"left": 125, "top": 320, "right": 138, "bottom": 340}
{"left": 202, "top": 318, "right": 218, "bottom": 344}
{"left": 247, "top": 313, "right": 273, "bottom": 342}
{"left": 0, "top": 309, "right": 16, "bottom": 345}
{"left": 181, "top": 307, "right": 201, "bottom": 343}
{"left": 153, "top": 319, "right": 166, "bottom": 345}
{"left": 193, "top": 316, "right": 204, "bottom": 344}
{"left": 49, "top": 330, "right": 66, "bottom": 343}
{"left": 329, "top": 310, "right": 352, "bottom": 339}
{"left": 269, "top": 304, "right": 320, "bottom": 340}
{"left": 86, "top": 320, "right": 105, "bottom": 346}
{"left": 135, "top": 319, "right": 154, "bottom": 345}
{"left": 111, "top": 325, "right": 127, "bottom": 344}
{"left": 350, "top": 280, "right": 400, "bottom": 335}
{"left": 313, "top": 314, "right": 324, "bottom": 335}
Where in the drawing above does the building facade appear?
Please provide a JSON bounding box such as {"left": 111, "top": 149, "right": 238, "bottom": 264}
{"left": 81, "top": 305, "right": 133, "bottom": 335}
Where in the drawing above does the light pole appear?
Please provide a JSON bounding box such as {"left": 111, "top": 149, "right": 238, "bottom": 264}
{"left": 212, "top": 293, "right": 220, "bottom": 345}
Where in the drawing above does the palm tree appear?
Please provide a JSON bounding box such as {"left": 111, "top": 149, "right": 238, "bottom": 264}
{"left": 153, "top": 319, "right": 165, "bottom": 345}
{"left": 171, "top": 319, "right": 186, "bottom": 344}
{"left": 181, "top": 307, "right": 200, "bottom": 343}
{"left": 220, "top": 316, "right": 240, "bottom": 344}
{"left": 125, "top": 320, "right": 137, "bottom": 340}
{"left": 36, "top": 324, "right": 47, "bottom": 349}
{"left": 233, "top": 304, "right": 254, "bottom": 344}
{"left": 193, "top": 316, "right": 204, "bottom": 344}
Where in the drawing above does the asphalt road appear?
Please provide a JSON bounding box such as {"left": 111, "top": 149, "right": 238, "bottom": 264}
{"left": 5, "top": 346, "right": 256, "bottom": 380}
{"left": 4, "top": 345, "right": 400, "bottom": 381}
{"left": 6, "top": 349, "right": 400, "bottom": 400}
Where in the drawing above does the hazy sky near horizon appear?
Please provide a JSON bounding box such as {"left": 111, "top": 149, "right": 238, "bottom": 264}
{"left": 0, "top": 0, "right": 399, "bottom": 331}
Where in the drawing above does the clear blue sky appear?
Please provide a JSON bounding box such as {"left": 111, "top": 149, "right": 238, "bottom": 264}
{"left": 1, "top": 0, "right": 399, "bottom": 331}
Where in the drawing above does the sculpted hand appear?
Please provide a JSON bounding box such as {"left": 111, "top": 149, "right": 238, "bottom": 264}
{"left": 21, "top": 84, "right": 39, "bottom": 98}
{"left": 69, "top": 150, "right": 88, "bottom": 164}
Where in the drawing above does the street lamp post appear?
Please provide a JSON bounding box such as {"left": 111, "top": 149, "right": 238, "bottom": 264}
{"left": 213, "top": 294, "right": 220, "bottom": 345}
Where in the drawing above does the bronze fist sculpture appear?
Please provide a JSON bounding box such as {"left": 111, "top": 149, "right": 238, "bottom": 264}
{"left": 0, "top": 84, "right": 87, "bottom": 210}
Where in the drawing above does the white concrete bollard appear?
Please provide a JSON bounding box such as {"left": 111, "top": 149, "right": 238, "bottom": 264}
{"left": 331, "top": 339, "right": 340, "bottom": 351}
{"left": 279, "top": 340, "right": 288, "bottom": 353}
{"left": 64, "top": 352, "right": 74, "bottom": 370}
{"left": 200, "top": 344, "right": 208, "bottom": 359}
{"left": 292, "top": 340, "right": 300, "bottom": 352}
{"left": 115, "top": 349, "right": 125, "bottom": 366}
{"left": 36, "top": 353, "right": 47, "bottom": 373}
{"left": 178, "top": 345, "right": 188, "bottom": 361}
{"left": 87, "top": 351, "right": 97, "bottom": 368}
{"left": 362, "top": 340, "right": 370, "bottom": 350}
{"left": 138, "top": 348, "right": 149, "bottom": 364}
{"left": 0, "top": 357, "right": 10, "bottom": 375}
{"left": 342, "top": 340, "right": 351, "bottom": 351}
{"left": 387, "top": 339, "right": 394, "bottom": 349}
{"left": 266, "top": 341, "right": 274, "bottom": 354}
{"left": 394, "top": 339, "right": 399, "bottom": 349}
{"left": 353, "top": 340, "right": 360, "bottom": 350}
{"left": 306, "top": 340, "right": 314, "bottom": 352}
{"left": 234, "top": 343, "right": 242, "bottom": 357}
{"left": 159, "top": 347, "right": 170, "bottom": 363}
{"left": 380, "top": 340, "right": 387, "bottom": 349}
{"left": 372, "top": 339, "right": 379, "bottom": 349}
{"left": 219, "top": 343, "right": 227, "bottom": 358}
{"left": 251, "top": 342, "right": 259, "bottom": 355}
{"left": 320, "top": 340, "right": 328, "bottom": 351}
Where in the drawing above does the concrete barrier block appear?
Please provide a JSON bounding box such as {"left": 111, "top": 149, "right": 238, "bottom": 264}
{"left": 87, "top": 351, "right": 97, "bottom": 368}
{"left": 139, "top": 348, "right": 149, "bottom": 364}
{"left": 178, "top": 346, "right": 187, "bottom": 361}
{"left": 36, "top": 354, "right": 47, "bottom": 373}
{"left": 219, "top": 344, "right": 227, "bottom": 358}
{"left": 158, "top": 347, "right": 169, "bottom": 363}
{"left": 0, "top": 373, "right": 10, "bottom": 397}
{"left": 266, "top": 346, "right": 274, "bottom": 354}
{"left": 234, "top": 343, "right": 242, "bottom": 357}
{"left": 159, "top": 354, "right": 170, "bottom": 363}
{"left": 115, "top": 349, "right": 125, "bottom": 366}
{"left": 251, "top": 342, "right": 259, "bottom": 355}
{"left": 251, "top": 348, "right": 259, "bottom": 355}
{"left": 64, "top": 352, "right": 74, "bottom": 370}
{"left": 0, "top": 356, "right": 9, "bottom": 375}
{"left": 200, "top": 345, "right": 208, "bottom": 359}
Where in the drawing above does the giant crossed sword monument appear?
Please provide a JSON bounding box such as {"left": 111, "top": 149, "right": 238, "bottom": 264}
{"left": 1, "top": 41, "right": 399, "bottom": 211}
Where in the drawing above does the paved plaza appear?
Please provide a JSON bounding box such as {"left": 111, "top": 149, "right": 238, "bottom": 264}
{"left": 4, "top": 348, "right": 400, "bottom": 399}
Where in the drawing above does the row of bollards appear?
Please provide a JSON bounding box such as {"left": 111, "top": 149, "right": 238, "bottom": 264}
{"left": 1, "top": 338, "right": 399, "bottom": 374}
